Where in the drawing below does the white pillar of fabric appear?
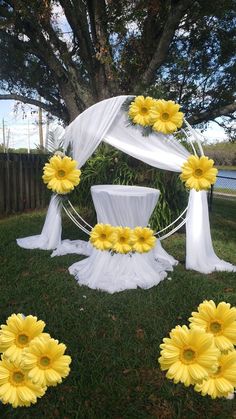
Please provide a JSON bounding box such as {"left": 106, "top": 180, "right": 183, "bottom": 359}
{"left": 17, "top": 194, "right": 62, "bottom": 250}
{"left": 186, "top": 190, "right": 236, "bottom": 273}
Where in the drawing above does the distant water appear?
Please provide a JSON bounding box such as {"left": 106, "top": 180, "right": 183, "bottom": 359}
{"left": 215, "top": 170, "right": 236, "bottom": 190}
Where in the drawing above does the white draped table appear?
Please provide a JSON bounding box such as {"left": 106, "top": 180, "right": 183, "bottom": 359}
{"left": 69, "top": 185, "right": 177, "bottom": 293}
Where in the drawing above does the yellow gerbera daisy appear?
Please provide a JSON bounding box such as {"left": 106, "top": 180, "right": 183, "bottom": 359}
{"left": 150, "top": 99, "right": 184, "bottom": 134}
{"left": 90, "top": 223, "right": 115, "bottom": 251}
{"left": 21, "top": 335, "right": 71, "bottom": 387}
{"left": 128, "top": 95, "right": 156, "bottom": 126}
{"left": 158, "top": 325, "right": 220, "bottom": 387}
{"left": 0, "top": 314, "right": 46, "bottom": 363}
{"left": 0, "top": 356, "right": 45, "bottom": 408}
{"left": 195, "top": 350, "right": 236, "bottom": 398}
{"left": 42, "top": 155, "right": 81, "bottom": 195}
{"left": 189, "top": 300, "right": 236, "bottom": 352}
{"left": 180, "top": 155, "right": 218, "bottom": 191}
{"left": 131, "top": 227, "right": 156, "bottom": 253}
{"left": 112, "top": 226, "right": 133, "bottom": 254}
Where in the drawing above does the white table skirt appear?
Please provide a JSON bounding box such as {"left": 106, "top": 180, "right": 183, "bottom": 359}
{"left": 68, "top": 185, "right": 177, "bottom": 293}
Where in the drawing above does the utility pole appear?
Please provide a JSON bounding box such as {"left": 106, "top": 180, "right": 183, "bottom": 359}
{"left": 38, "top": 104, "right": 44, "bottom": 150}
{"left": 2, "top": 118, "right": 6, "bottom": 152}
{"left": 45, "top": 114, "right": 50, "bottom": 151}
{"left": 6, "top": 128, "right": 10, "bottom": 152}
{"left": 27, "top": 119, "right": 31, "bottom": 154}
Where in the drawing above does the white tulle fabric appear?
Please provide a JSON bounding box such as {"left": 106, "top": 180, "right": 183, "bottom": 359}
{"left": 69, "top": 185, "right": 176, "bottom": 293}
{"left": 17, "top": 95, "right": 236, "bottom": 280}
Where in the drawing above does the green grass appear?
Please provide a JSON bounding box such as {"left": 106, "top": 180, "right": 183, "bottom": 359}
{"left": 0, "top": 199, "right": 235, "bottom": 419}
{"left": 216, "top": 166, "right": 236, "bottom": 171}
{"left": 214, "top": 188, "right": 236, "bottom": 196}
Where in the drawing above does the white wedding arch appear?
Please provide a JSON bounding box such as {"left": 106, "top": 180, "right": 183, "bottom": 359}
{"left": 17, "top": 95, "right": 235, "bottom": 279}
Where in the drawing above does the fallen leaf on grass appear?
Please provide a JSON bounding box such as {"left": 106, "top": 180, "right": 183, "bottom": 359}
{"left": 123, "top": 369, "right": 132, "bottom": 375}
{"left": 136, "top": 328, "right": 144, "bottom": 339}
{"left": 21, "top": 271, "right": 30, "bottom": 277}
{"left": 224, "top": 288, "right": 234, "bottom": 292}
{"left": 56, "top": 267, "right": 67, "bottom": 273}
{"left": 108, "top": 314, "right": 117, "bottom": 321}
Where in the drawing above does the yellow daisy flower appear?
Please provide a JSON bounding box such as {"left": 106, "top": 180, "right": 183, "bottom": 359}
{"left": 0, "top": 314, "right": 46, "bottom": 363}
{"left": 0, "top": 356, "right": 45, "bottom": 408}
{"left": 128, "top": 95, "right": 156, "bottom": 126}
{"left": 131, "top": 227, "right": 156, "bottom": 253}
{"left": 158, "top": 325, "right": 220, "bottom": 387}
{"left": 194, "top": 350, "right": 236, "bottom": 399}
{"left": 112, "top": 226, "right": 133, "bottom": 254}
{"left": 42, "top": 155, "right": 81, "bottom": 195}
{"left": 180, "top": 155, "right": 218, "bottom": 191}
{"left": 90, "top": 223, "right": 115, "bottom": 251}
{"left": 150, "top": 99, "right": 184, "bottom": 134}
{"left": 21, "top": 335, "right": 71, "bottom": 387}
{"left": 189, "top": 300, "right": 236, "bottom": 352}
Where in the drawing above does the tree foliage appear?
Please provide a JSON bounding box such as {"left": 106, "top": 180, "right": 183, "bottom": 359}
{"left": 0, "top": 0, "right": 235, "bottom": 132}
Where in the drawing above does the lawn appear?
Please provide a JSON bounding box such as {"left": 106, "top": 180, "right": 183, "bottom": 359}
{"left": 0, "top": 198, "right": 235, "bottom": 419}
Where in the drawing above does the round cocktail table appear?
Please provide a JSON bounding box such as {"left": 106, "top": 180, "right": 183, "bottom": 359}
{"left": 69, "top": 185, "right": 176, "bottom": 293}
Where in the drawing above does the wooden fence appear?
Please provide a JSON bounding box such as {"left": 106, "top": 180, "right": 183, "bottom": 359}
{"left": 0, "top": 153, "right": 50, "bottom": 216}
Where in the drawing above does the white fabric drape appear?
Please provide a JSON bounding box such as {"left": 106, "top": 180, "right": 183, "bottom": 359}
{"left": 63, "top": 96, "right": 127, "bottom": 167}
{"left": 17, "top": 96, "right": 126, "bottom": 251}
{"left": 186, "top": 190, "right": 236, "bottom": 273}
{"left": 91, "top": 185, "right": 160, "bottom": 227}
{"left": 17, "top": 94, "right": 235, "bottom": 276}
{"left": 17, "top": 194, "right": 62, "bottom": 250}
{"left": 104, "top": 110, "right": 190, "bottom": 171}
{"left": 69, "top": 185, "right": 176, "bottom": 293}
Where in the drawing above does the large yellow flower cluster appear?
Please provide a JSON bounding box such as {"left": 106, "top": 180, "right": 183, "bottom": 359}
{"left": 90, "top": 224, "right": 156, "bottom": 254}
{"left": 158, "top": 300, "right": 236, "bottom": 399}
{"left": 128, "top": 95, "right": 184, "bottom": 134}
{"left": 0, "top": 314, "right": 71, "bottom": 408}
{"left": 180, "top": 155, "right": 218, "bottom": 191}
{"left": 42, "top": 155, "right": 81, "bottom": 195}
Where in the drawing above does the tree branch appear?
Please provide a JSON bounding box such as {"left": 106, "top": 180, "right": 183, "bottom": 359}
{"left": 138, "top": 0, "right": 192, "bottom": 88}
{"left": 0, "top": 93, "right": 64, "bottom": 119}
{"left": 189, "top": 102, "right": 236, "bottom": 125}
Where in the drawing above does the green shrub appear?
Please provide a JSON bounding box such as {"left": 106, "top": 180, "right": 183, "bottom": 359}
{"left": 71, "top": 144, "right": 188, "bottom": 231}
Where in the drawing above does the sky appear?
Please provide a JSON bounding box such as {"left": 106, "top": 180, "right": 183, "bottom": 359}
{"left": 0, "top": 98, "right": 228, "bottom": 150}
{"left": 0, "top": 100, "right": 49, "bottom": 150}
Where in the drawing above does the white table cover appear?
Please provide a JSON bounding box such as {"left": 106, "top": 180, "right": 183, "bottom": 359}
{"left": 69, "top": 185, "right": 177, "bottom": 293}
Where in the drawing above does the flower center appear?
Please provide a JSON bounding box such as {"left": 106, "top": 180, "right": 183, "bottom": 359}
{"left": 39, "top": 356, "right": 51, "bottom": 368}
{"left": 119, "top": 236, "right": 126, "bottom": 243}
{"left": 141, "top": 106, "right": 148, "bottom": 114}
{"left": 12, "top": 371, "right": 25, "bottom": 384}
{"left": 214, "top": 365, "right": 222, "bottom": 376}
{"left": 17, "top": 333, "right": 29, "bottom": 346}
{"left": 161, "top": 112, "right": 169, "bottom": 121}
{"left": 194, "top": 168, "right": 203, "bottom": 177}
{"left": 100, "top": 233, "right": 107, "bottom": 240}
{"left": 182, "top": 348, "right": 196, "bottom": 363}
{"left": 58, "top": 169, "right": 66, "bottom": 177}
{"left": 210, "top": 321, "right": 222, "bottom": 334}
{"left": 138, "top": 236, "right": 145, "bottom": 243}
